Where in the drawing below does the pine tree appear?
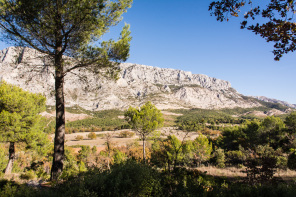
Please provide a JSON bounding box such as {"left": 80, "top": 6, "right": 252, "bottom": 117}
{"left": 0, "top": 0, "right": 132, "bottom": 180}
{"left": 0, "top": 81, "right": 46, "bottom": 174}
{"left": 125, "top": 102, "right": 164, "bottom": 163}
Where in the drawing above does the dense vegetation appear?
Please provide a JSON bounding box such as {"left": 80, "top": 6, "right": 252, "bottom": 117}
{"left": 45, "top": 108, "right": 128, "bottom": 134}
{"left": 174, "top": 104, "right": 289, "bottom": 132}
{"left": 1, "top": 106, "right": 296, "bottom": 196}
{"left": 1, "top": 84, "right": 296, "bottom": 196}
{"left": 1, "top": 161, "right": 296, "bottom": 197}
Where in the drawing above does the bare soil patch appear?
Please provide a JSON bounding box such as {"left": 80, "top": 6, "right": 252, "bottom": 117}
{"left": 41, "top": 111, "right": 91, "bottom": 122}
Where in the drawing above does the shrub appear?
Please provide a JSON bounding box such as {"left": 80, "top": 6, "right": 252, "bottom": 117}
{"left": 113, "top": 150, "right": 126, "bottom": 164}
{"left": 245, "top": 146, "right": 277, "bottom": 183}
{"left": 75, "top": 135, "right": 84, "bottom": 141}
{"left": 226, "top": 150, "right": 246, "bottom": 166}
{"left": 119, "top": 130, "right": 135, "bottom": 138}
{"left": 215, "top": 148, "right": 226, "bottom": 168}
{"left": 77, "top": 146, "right": 91, "bottom": 162}
{"left": 20, "top": 170, "right": 36, "bottom": 180}
{"left": 58, "top": 160, "right": 162, "bottom": 196}
{"left": 276, "top": 155, "right": 288, "bottom": 170}
{"left": 88, "top": 132, "right": 97, "bottom": 140}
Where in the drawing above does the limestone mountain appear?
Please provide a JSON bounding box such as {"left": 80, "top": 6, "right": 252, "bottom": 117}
{"left": 0, "top": 47, "right": 262, "bottom": 110}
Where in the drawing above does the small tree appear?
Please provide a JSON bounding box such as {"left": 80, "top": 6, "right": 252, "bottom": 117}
{"left": 192, "top": 135, "right": 212, "bottom": 166}
{"left": 259, "top": 116, "right": 285, "bottom": 148}
{"left": 125, "top": 101, "right": 164, "bottom": 163}
{"left": 152, "top": 135, "right": 193, "bottom": 171}
{"left": 0, "top": 81, "right": 46, "bottom": 174}
{"left": 215, "top": 148, "right": 226, "bottom": 168}
{"left": 245, "top": 145, "right": 277, "bottom": 183}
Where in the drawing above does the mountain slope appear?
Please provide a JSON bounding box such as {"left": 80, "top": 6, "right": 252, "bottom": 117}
{"left": 253, "top": 96, "right": 296, "bottom": 109}
{"left": 0, "top": 47, "right": 261, "bottom": 110}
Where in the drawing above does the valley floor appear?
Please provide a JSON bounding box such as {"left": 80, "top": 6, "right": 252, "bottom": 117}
{"left": 58, "top": 127, "right": 200, "bottom": 149}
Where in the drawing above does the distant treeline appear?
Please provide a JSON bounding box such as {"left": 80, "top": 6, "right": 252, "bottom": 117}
{"left": 173, "top": 105, "right": 290, "bottom": 132}
{"left": 45, "top": 107, "right": 130, "bottom": 134}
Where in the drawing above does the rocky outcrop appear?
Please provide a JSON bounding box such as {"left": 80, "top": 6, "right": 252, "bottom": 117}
{"left": 253, "top": 96, "right": 296, "bottom": 109}
{"left": 0, "top": 47, "right": 261, "bottom": 110}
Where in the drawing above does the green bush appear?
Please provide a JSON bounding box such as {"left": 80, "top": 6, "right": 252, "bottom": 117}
{"left": 226, "top": 149, "right": 246, "bottom": 166}
{"left": 215, "top": 148, "right": 226, "bottom": 168}
{"left": 276, "top": 155, "right": 288, "bottom": 170}
{"left": 75, "top": 135, "right": 84, "bottom": 141}
{"left": 118, "top": 130, "right": 135, "bottom": 138}
{"left": 88, "top": 132, "right": 97, "bottom": 140}
{"left": 77, "top": 145, "right": 91, "bottom": 162}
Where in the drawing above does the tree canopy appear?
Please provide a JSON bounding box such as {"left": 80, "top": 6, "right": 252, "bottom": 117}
{"left": 125, "top": 101, "right": 164, "bottom": 162}
{"left": 209, "top": 0, "right": 296, "bottom": 60}
{"left": 0, "top": 0, "right": 132, "bottom": 65}
{"left": 0, "top": 81, "right": 47, "bottom": 174}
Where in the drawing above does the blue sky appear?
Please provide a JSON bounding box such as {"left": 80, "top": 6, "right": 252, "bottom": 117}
{"left": 0, "top": 1, "right": 295, "bottom": 104}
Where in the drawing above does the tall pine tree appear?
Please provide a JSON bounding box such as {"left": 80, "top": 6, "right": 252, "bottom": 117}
{"left": 0, "top": 0, "right": 132, "bottom": 180}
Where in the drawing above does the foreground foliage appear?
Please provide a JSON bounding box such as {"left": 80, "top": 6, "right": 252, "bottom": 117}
{"left": 1, "top": 161, "right": 296, "bottom": 197}
{"left": 0, "top": 81, "right": 47, "bottom": 174}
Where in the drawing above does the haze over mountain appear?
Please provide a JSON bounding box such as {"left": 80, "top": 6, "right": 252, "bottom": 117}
{"left": 0, "top": 47, "right": 292, "bottom": 111}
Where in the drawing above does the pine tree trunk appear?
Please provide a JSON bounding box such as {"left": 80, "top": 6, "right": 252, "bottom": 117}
{"left": 51, "top": 48, "right": 65, "bottom": 180}
{"left": 143, "top": 138, "right": 146, "bottom": 164}
{"left": 5, "top": 142, "right": 15, "bottom": 175}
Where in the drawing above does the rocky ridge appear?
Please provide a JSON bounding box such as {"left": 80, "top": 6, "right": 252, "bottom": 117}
{"left": 0, "top": 47, "right": 261, "bottom": 110}
{"left": 252, "top": 96, "right": 296, "bottom": 109}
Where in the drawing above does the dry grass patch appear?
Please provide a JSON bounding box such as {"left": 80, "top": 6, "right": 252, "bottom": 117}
{"left": 196, "top": 166, "right": 296, "bottom": 182}
{"left": 274, "top": 169, "right": 296, "bottom": 180}
{"left": 196, "top": 166, "right": 246, "bottom": 178}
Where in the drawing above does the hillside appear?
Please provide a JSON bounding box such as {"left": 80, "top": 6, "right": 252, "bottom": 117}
{"left": 0, "top": 46, "right": 284, "bottom": 111}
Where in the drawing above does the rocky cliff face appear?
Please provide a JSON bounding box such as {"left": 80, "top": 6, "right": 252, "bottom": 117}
{"left": 0, "top": 47, "right": 261, "bottom": 110}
